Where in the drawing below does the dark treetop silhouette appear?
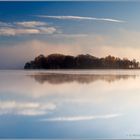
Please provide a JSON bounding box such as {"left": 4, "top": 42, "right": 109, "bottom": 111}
{"left": 24, "top": 54, "right": 139, "bottom": 69}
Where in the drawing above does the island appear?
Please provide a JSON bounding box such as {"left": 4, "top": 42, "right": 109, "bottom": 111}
{"left": 24, "top": 54, "right": 139, "bottom": 69}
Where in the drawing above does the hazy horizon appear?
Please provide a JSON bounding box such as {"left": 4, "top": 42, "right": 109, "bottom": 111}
{"left": 0, "top": 1, "right": 140, "bottom": 69}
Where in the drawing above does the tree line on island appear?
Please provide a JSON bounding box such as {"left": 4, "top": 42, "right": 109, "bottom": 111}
{"left": 24, "top": 54, "right": 140, "bottom": 69}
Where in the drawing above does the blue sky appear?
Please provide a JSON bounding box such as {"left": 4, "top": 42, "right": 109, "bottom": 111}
{"left": 0, "top": 1, "right": 140, "bottom": 69}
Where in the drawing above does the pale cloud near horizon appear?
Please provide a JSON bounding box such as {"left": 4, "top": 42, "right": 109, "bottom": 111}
{"left": 38, "top": 15, "right": 124, "bottom": 23}
{"left": 0, "top": 39, "right": 82, "bottom": 68}
{"left": 0, "top": 29, "right": 140, "bottom": 68}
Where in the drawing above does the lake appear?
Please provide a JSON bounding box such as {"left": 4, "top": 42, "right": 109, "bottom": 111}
{"left": 0, "top": 70, "right": 140, "bottom": 139}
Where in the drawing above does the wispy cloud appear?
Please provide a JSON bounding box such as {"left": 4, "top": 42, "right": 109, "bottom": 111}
{"left": 38, "top": 15, "right": 124, "bottom": 23}
{"left": 41, "top": 114, "right": 122, "bottom": 122}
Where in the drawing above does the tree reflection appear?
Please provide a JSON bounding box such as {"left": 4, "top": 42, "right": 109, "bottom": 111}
{"left": 28, "top": 73, "right": 137, "bottom": 84}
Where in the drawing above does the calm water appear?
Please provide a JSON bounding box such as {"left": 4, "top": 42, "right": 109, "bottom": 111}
{"left": 0, "top": 70, "right": 140, "bottom": 138}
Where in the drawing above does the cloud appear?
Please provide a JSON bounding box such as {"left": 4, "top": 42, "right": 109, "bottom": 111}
{"left": 0, "top": 27, "right": 56, "bottom": 36}
{"left": 0, "top": 101, "right": 56, "bottom": 116}
{"left": 41, "top": 114, "right": 122, "bottom": 122}
{"left": 38, "top": 15, "right": 124, "bottom": 23}
{"left": 0, "top": 21, "right": 56, "bottom": 36}
{"left": 16, "top": 21, "right": 47, "bottom": 28}
{"left": 39, "top": 27, "right": 56, "bottom": 34}
{"left": 0, "top": 28, "right": 40, "bottom": 36}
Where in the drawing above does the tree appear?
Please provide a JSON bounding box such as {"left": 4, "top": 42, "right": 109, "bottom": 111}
{"left": 24, "top": 53, "right": 140, "bottom": 69}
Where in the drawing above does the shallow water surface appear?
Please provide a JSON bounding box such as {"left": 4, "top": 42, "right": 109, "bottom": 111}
{"left": 0, "top": 70, "right": 140, "bottom": 138}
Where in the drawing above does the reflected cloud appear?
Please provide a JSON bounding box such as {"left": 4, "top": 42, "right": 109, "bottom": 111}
{"left": 29, "top": 73, "right": 137, "bottom": 84}
{"left": 0, "top": 101, "right": 56, "bottom": 116}
{"left": 41, "top": 113, "right": 122, "bottom": 122}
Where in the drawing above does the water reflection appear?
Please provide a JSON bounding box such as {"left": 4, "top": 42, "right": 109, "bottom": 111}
{"left": 0, "top": 70, "right": 140, "bottom": 138}
{"left": 29, "top": 73, "right": 137, "bottom": 84}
